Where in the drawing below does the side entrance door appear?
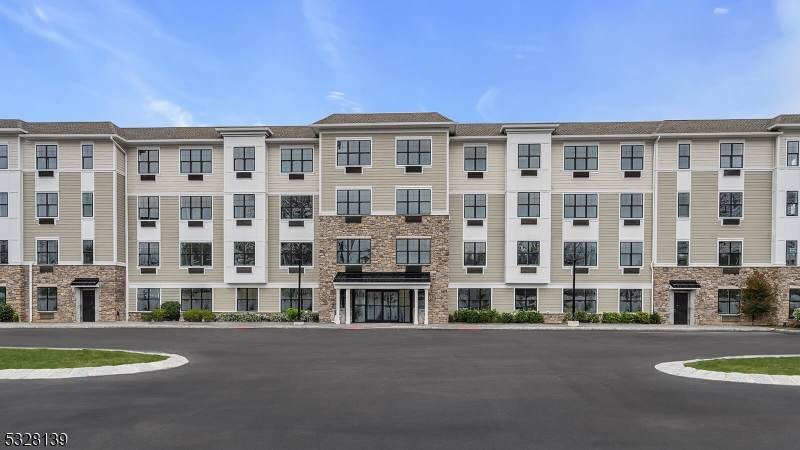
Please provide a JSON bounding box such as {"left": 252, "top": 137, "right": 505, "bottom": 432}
{"left": 82, "top": 289, "right": 96, "bottom": 322}
{"left": 673, "top": 292, "right": 688, "bottom": 325}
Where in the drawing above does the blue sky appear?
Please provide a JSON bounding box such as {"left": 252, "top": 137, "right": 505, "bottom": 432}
{"left": 0, "top": 0, "right": 798, "bottom": 126}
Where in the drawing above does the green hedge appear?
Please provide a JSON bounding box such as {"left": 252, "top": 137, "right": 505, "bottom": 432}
{"left": 215, "top": 312, "right": 267, "bottom": 322}
{"left": 160, "top": 301, "right": 181, "bottom": 321}
{"left": 0, "top": 303, "right": 16, "bottom": 322}
{"left": 452, "top": 309, "right": 544, "bottom": 324}
{"left": 183, "top": 309, "right": 216, "bottom": 322}
{"left": 603, "top": 311, "right": 661, "bottom": 324}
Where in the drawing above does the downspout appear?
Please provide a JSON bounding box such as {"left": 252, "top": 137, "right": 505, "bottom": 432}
{"left": 112, "top": 137, "right": 129, "bottom": 321}
{"left": 651, "top": 135, "right": 660, "bottom": 314}
{"left": 773, "top": 135, "right": 780, "bottom": 265}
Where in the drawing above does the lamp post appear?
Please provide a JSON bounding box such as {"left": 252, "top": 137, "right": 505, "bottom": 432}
{"left": 297, "top": 257, "right": 303, "bottom": 320}
{"left": 571, "top": 253, "right": 577, "bottom": 321}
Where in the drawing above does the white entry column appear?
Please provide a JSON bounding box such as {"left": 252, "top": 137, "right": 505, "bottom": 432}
{"left": 423, "top": 288, "right": 429, "bottom": 325}
{"left": 413, "top": 289, "right": 419, "bottom": 324}
{"left": 345, "top": 289, "right": 351, "bottom": 325}
{"left": 335, "top": 288, "right": 341, "bottom": 324}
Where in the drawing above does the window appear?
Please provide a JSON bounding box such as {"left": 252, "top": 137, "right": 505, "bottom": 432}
{"left": 138, "top": 196, "right": 159, "bottom": 220}
{"left": 464, "top": 146, "right": 487, "bottom": 171}
{"left": 180, "top": 149, "right": 212, "bottom": 173}
{"left": 396, "top": 189, "right": 431, "bottom": 215}
{"left": 564, "top": 145, "right": 598, "bottom": 171}
{"left": 719, "top": 192, "right": 743, "bottom": 218}
{"left": 463, "top": 242, "right": 486, "bottom": 266}
{"left": 563, "top": 289, "right": 597, "bottom": 313}
{"left": 82, "top": 144, "right": 93, "bottom": 169}
{"left": 718, "top": 241, "right": 742, "bottom": 266}
{"left": 517, "top": 192, "right": 540, "bottom": 217}
{"left": 397, "top": 139, "right": 431, "bottom": 166}
{"left": 336, "top": 190, "right": 371, "bottom": 215}
{"left": 677, "top": 241, "right": 689, "bottom": 266}
{"left": 180, "top": 243, "right": 212, "bottom": 267}
{"left": 280, "top": 147, "right": 312, "bottom": 173}
{"left": 0, "top": 240, "right": 7, "bottom": 264}
{"left": 37, "top": 287, "right": 57, "bottom": 311}
{"left": 234, "top": 147, "right": 255, "bottom": 172}
{"left": 0, "top": 287, "right": 5, "bottom": 304}
{"left": 678, "top": 192, "right": 690, "bottom": 218}
{"left": 718, "top": 289, "right": 741, "bottom": 314}
{"left": 181, "top": 288, "right": 211, "bottom": 311}
{"left": 137, "top": 288, "right": 160, "bottom": 312}
{"left": 36, "top": 193, "right": 58, "bottom": 217}
{"left": 234, "top": 242, "right": 255, "bottom": 266}
{"left": 619, "top": 289, "right": 643, "bottom": 312}
{"left": 787, "top": 191, "right": 798, "bottom": 216}
{"left": 180, "top": 196, "right": 212, "bottom": 220}
{"left": 237, "top": 288, "right": 258, "bottom": 312}
{"left": 464, "top": 194, "right": 486, "bottom": 219}
{"left": 396, "top": 239, "right": 431, "bottom": 265}
{"left": 787, "top": 240, "right": 797, "bottom": 266}
{"left": 514, "top": 288, "right": 537, "bottom": 311}
{"left": 280, "top": 288, "right": 312, "bottom": 312}
{"left": 82, "top": 193, "right": 93, "bottom": 218}
{"left": 233, "top": 194, "right": 255, "bottom": 219}
{"left": 458, "top": 288, "right": 491, "bottom": 310}
{"left": 82, "top": 240, "right": 93, "bottom": 264}
{"left": 720, "top": 143, "right": 744, "bottom": 168}
{"left": 0, "top": 192, "right": 7, "bottom": 217}
{"left": 36, "top": 145, "right": 57, "bottom": 169}
{"left": 563, "top": 242, "right": 598, "bottom": 266}
{"left": 336, "top": 239, "right": 370, "bottom": 265}
{"left": 138, "top": 242, "right": 160, "bottom": 267}
{"left": 37, "top": 240, "right": 58, "bottom": 264}
{"left": 518, "top": 144, "right": 541, "bottom": 169}
{"left": 0, "top": 144, "right": 7, "bottom": 169}
{"left": 620, "top": 242, "right": 643, "bottom": 266}
{"left": 621, "top": 145, "right": 644, "bottom": 170}
{"left": 787, "top": 141, "right": 799, "bottom": 166}
{"left": 281, "top": 242, "right": 314, "bottom": 267}
{"left": 620, "top": 194, "right": 643, "bottom": 218}
{"left": 564, "top": 194, "right": 598, "bottom": 218}
{"left": 337, "top": 140, "right": 371, "bottom": 166}
{"left": 790, "top": 289, "right": 800, "bottom": 318}
{"left": 516, "top": 241, "right": 540, "bottom": 266}
{"left": 281, "top": 196, "right": 313, "bottom": 219}
{"left": 678, "top": 143, "right": 691, "bottom": 169}
{"left": 138, "top": 150, "right": 159, "bottom": 174}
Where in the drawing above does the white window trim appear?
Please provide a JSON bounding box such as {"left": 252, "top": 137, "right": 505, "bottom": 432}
{"left": 618, "top": 192, "right": 644, "bottom": 219}
{"left": 334, "top": 137, "right": 373, "bottom": 169}
{"left": 179, "top": 287, "right": 214, "bottom": 312}
{"left": 516, "top": 191, "right": 541, "bottom": 218}
{"left": 136, "top": 240, "right": 161, "bottom": 269}
{"left": 279, "top": 288, "right": 314, "bottom": 312}
{"left": 676, "top": 191, "right": 691, "bottom": 219}
{"left": 236, "top": 287, "right": 260, "bottom": 312}
{"left": 80, "top": 141, "right": 94, "bottom": 171}
{"left": 278, "top": 194, "right": 314, "bottom": 221}
{"left": 515, "top": 240, "right": 541, "bottom": 267}
{"left": 136, "top": 148, "right": 161, "bottom": 176}
{"left": 618, "top": 241, "right": 645, "bottom": 268}
{"left": 457, "top": 287, "right": 493, "bottom": 310}
{"left": 677, "top": 140, "right": 692, "bottom": 170}
{"left": 562, "top": 142, "right": 600, "bottom": 172}
{"left": 516, "top": 143, "right": 543, "bottom": 170}
{"left": 462, "top": 143, "right": 489, "bottom": 173}
{"left": 278, "top": 241, "right": 315, "bottom": 269}
{"left": 717, "top": 190, "right": 744, "bottom": 220}
{"left": 394, "top": 136, "right": 434, "bottom": 169}
{"left": 35, "top": 237, "right": 59, "bottom": 265}
{"left": 137, "top": 195, "right": 161, "bottom": 222}
{"left": 717, "top": 238, "right": 744, "bottom": 267}
{"left": 462, "top": 240, "right": 488, "bottom": 269}
{"left": 395, "top": 237, "right": 433, "bottom": 265}
{"left": 560, "top": 288, "right": 598, "bottom": 314}
{"left": 34, "top": 142, "right": 58, "bottom": 170}
{"left": 135, "top": 288, "right": 162, "bottom": 313}
{"left": 334, "top": 187, "right": 372, "bottom": 216}
{"left": 178, "top": 195, "right": 213, "bottom": 222}
{"left": 561, "top": 240, "right": 599, "bottom": 268}
{"left": 619, "top": 142, "right": 646, "bottom": 172}
{"left": 178, "top": 147, "right": 214, "bottom": 174}
{"left": 394, "top": 186, "right": 433, "bottom": 215}
{"left": 82, "top": 191, "right": 94, "bottom": 218}
{"left": 462, "top": 193, "right": 488, "bottom": 220}
{"left": 718, "top": 140, "right": 746, "bottom": 170}
{"left": 35, "top": 192, "right": 59, "bottom": 219}
{"left": 178, "top": 241, "right": 214, "bottom": 269}
{"left": 279, "top": 145, "right": 315, "bottom": 174}
{"left": 562, "top": 193, "right": 599, "bottom": 219}
{"left": 676, "top": 239, "right": 691, "bottom": 267}
{"left": 335, "top": 238, "right": 371, "bottom": 266}
{"left": 617, "top": 288, "right": 644, "bottom": 313}
{"left": 787, "top": 138, "right": 800, "bottom": 167}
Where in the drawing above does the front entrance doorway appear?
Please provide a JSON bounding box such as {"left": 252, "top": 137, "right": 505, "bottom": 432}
{"left": 673, "top": 292, "right": 689, "bottom": 325}
{"left": 353, "top": 290, "right": 413, "bottom": 323}
{"left": 81, "top": 289, "right": 96, "bottom": 322}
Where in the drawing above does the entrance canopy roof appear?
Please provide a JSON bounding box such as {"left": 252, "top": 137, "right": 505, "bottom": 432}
{"left": 71, "top": 277, "right": 100, "bottom": 286}
{"left": 333, "top": 272, "right": 431, "bottom": 289}
{"left": 669, "top": 280, "right": 701, "bottom": 289}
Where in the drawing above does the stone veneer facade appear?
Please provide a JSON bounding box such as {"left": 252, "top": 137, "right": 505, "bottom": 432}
{"left": 317, "top": 215, "right": 450, "bottom": 324}
{"left": 0, "top": 265, "right": 31, "bottom": 322}
{"left": 654, "top": 267, "right": 800, "bottom": 325}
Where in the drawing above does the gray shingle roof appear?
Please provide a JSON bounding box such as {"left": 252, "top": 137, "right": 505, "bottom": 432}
{"left": 455, "top": 123, "right": 504, "bottom": 136}
{"left": 23, "top": 121, "right": 122, "bottom": 135}
{"left": 268, "top": 126, "right": 317, "bottom": 139}
{"left": 772, "top": 114, "right": 800, "bottom": 125}
{"left": 655, "top": 119, "right": 774, "bottom": 134}
{"left": 553, "top": 121, "right": 661, "bottom": 136}
{"left": 314, "top": 112, "right": 453, "bottom": 125}
{"left": 121, "top": 127, "right": 221, "bottom": 140}
{"left": 0, "top": 119, "right": 25, "bottom": 129}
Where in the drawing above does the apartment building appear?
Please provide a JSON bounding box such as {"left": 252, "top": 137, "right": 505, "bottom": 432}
{"left": 0, "top": 113, "right": 798, "bottom": 325}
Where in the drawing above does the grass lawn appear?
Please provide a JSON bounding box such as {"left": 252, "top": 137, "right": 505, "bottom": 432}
{"left": 686, "top": 357, "right": 800, "bottom": 375}
{"left": 0, "top": 348, "right": 167, "bottom": 369}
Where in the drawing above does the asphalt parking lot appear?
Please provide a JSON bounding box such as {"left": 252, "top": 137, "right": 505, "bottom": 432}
{"left": 1, "top": 329, "right": 798, "bottom": 449}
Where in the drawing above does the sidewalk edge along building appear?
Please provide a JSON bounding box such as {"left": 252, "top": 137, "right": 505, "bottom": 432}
{"left": 0, "top": 113, "right": 798, "bottom": 325}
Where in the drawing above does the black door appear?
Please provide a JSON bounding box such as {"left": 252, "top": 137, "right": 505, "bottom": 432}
{"left": 673, "top": 292, "right": 688, "bottom": 325}
{"left": 82, "top": 289, "right": 95, "bottom": 322}
{"left": 356, "top": 290, "right": 412, "bottom": 323}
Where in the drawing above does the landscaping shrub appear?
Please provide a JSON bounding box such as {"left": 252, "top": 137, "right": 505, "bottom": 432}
{"left": 216, "top": 312, "right": 266, "bottom": 322}
{"left": 740, "top": 270, "right": 777, "bottom": 324}
{"left": 270, "top": 313, "right": 290, "bottom": 322}
{"left": 182, "top": 309, "right": 203, "bottom": 322}
{"left": 650, "top": 312, "right": 662, "bottom": 324}
{"left": 299, "top": 310, "right": 319, "bottom": 322}
{"left": 285, "top": 308, "right": 300, "bottom": 321}
{"left": 452, "top": 309, "right": 501, "bottom": 323}
{"left": 602, "top": 312, "right": 621, "bottom": 323}
{"left": 141, "top": 313, "right": 152, "bottom": 322}
{"left": 150, "top": 308, "right": 166, "bottom": 322}
{"left": 620, "top": 312, "right": 636, "bottom": 323}
{"left": 11, "top": 313, "right": 19, "bottom": 322}
{"left": 563, "top": 313, "right": 572, "bottom": 322}
{"left": 794, "top": 308, "right": 800, "bottom": 321}
{"left": 515, "top": 310, "right": 545, "bottom": 323}
{"left": 574, "top": 310, "right": 590, "bottom": 323}
{"left": 588, "top": 313, "right": 600, "bottom": 323}
{"left": 160, "top": 301, "right": 181, "bottom": 321}
{"left": 0, "top": 303, "right": 15, "bottom": 322}
{"left": 634, "top": 311, "right": 651, "bottom": 324}
{"left": 499, "top": 312, "right": 515, "bottom": 323}
{"left": 200, "top": 310, "right": 216, "bottom": 322}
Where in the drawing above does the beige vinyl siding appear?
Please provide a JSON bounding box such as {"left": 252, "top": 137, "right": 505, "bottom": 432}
{"left": 88, "top": 141, "right": 115, "bottom": 171}
{"left": 126, "top": 199, "right": 139, "bottom": 280}
{"left": 684, "top": 139, "right": 773, "bottom": 170}
{"left": 690, "top": 172, "right": 718, "bottom": 263}
{"left": 115, "top": 146, "right": 125, "bottom": 173}
{"left": 538, "top": 288, "right": 563, "bottom": 314}
{"left": 550, "top": 194, "right": 567, "bottom": 283}
{"left": 267, "top": 195, "right": 320, "bottom": 283}
{"left": 448, "top": 141, "right": 505, "bottom": 192}
{"left": 447, "top": 194, "right": 504, "bottom": 283}
{"left": 22, "top": 173, "right": 82, "bottom": 262}
{"left": 116, "top": 174, "right": 126, "bottom": 262}
{"left": 23, "top": 140, "right": 116, "bottom": 171}
{"left": 0, "top": 134, "right": 19, "bottom": 168}
{"left": 149, "top": 196, "right": 178, "bottom": 280}
{"left": 656, "top": 172, "right": 677, "bottom": 264}
{"left": 744, "top": 139, "right": 775, "bottom": 169}
{"left": 319, "top": 132, "right": 448, "bottom": 214}
{"left": 260, "top": 288, "right": 280, "bottom": 312}
{"left": 656, "top": 139, "right": 679, "bottom": 170}
{"left": 128, "top": 287, "right": 178, "bottom": 312}
{"left": 490, "top": 288, "right": 514, "bottom": 312}
{"left": 267, "top": 145, "right": 320, "bottom": 194}
{"left": 597, "top": 289, "right": 652, "bottom": 313}
{"left": 94, "top": 173, "right": 114, "bottom": 262}
{"left": 126, "top": 145, "right": 224, "bottom": 195}
{"left": 551, "top": 141, "right": 654, "bottom": 191}
{"left": 447, "top": 288, "right": 457, "bottom": 313}
{"left": 213, "top": 287, "right": 236, "bottom": 312}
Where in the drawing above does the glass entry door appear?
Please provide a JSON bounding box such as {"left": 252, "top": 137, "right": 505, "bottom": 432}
{"left": 353, "top": 290, "right": 412, "bottom": 323}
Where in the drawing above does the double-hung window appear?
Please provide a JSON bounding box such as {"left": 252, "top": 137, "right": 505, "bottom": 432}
{"left": 464, "top": 194, "right": 486, "bottom": 218}
{"left": 514, "top": 289, "right": 537, "bottom": 311}
{"left": 0, "top": 144, "right": 7, "bottom": 169}
{"left": 718, "top": 241, "right": 742, "bottom": 266}
{"left": 281, "top": 148, "right": 312, "bottom": 173}
{"left": 37, "top": 240, "right": 58, "bottom": 264}
{"left": 464, "top": 146, "right": 487, "bottom": 171}
{"left": 619, "top": 289, "right": 643, "bottom": 312}
{"left": 233, "top": 194, "right": 255, "bottom": 219}
{"left": 396, "top": 189, "right": 431, "bottom": 215}
{"left": 564, "top": 145, "right": 598, "bottom": 171}
{"left": 280, "top": 242, "right": 312, "bottom": 267}
{"left": 237, "top": 288, "right": 258, "bottom": 312}
{"left": 787, "top": 191, "right": 798, "bottom": 216}
{"left": 138, "top": 196, "right": 159, "bottom": 220}
{"left": 678, "top": 193, "right": 690, "bottom": 218}
{"left": 234, "top": 147, "right": 255, "bottom": 172}
{"left": 787, "top": 240, "right": 797, "bottom": 266}
{"left": 516, "top": 241, "right": 540, "bottom": 266}
{"left": 336, "top": 190, "right": 370, "bottom": 215}
{"left": 138, "top": 150, "right": 159, "bottom": 174}
{"left": 563, "top": 242, "right": 597, "bottom": 266}
{"left": 180, "top": 196, "right": 212, "bottom": 220}
{"left": 517, "top": 192, "right": 540, "bottom": 217}
{"left": 787, "top": 141, "right": 798, "bottom": 166}
{"left": 719, "top": 192, "right": 743, "bottom": 218}
{"left": 620, "top": 194, "right": 643, "bottom": 218}
{"left": 181, "top": 288, "right": 212, "bottom": 311}
{"left": 180, "top": 149, "right": 212, "bottom": 173}
{"left": 337, "top": 140, "right": 371, "bottom": 166}
{"left": 720, "top": 143, "right": 744, "bottom": 168}
{"left": 281, "top": 288, "right": 312, "bottom": 312}
{"left": 36, "top": 145, "right": 57, "bottom": 169}
{"left": 336, "top": 239, "right": 370, "bottom": 265}
{"left": 234, "top": 242, "right": 255, "bottom": 266}
{"left": 180, "top": 243, "right": 212, "bottom": 267}
{"left": 0, "top": 240, "right": 8, "bottom": 264}
{"left": 82, "top": 193, "right": 93, "bottom": 218}
{"left": 82, "top": 240, "right": 93, "bottom": 264}
{"left": 138, "top": 242, "right": 160, "bottom": 267}
{"left": 621, "top": 145, "right": 644, "bottom": 170}
{"left": 518, "top": 144, "right": 540, "bottom": 169}
{"left": 397, "top": 139, "right": 431, "bottom": 166}
{"left": 281, "top": 196, "right": 312, "bottom": 219}
{"left": 563, "top": 289, "right": 597, "bottom": 313}
{"left": 564, "top": 194, "right": 597, "bottom": 218}
{"left": 678, "top": 143, "right": 691, "bottom": 169}
{"left": 396, "top": 239, "right": 431, "bottom": 265}
{"left": 37, "top": 287, "right": 57, "bottom": 311}
{"left": 82, "top": 144, "right": 93, "bottom": 169}
{"left": 718, "top": 289, "right": 740, "bottom": 314}
{"left": 790, "top": 289, "right": 800, "bottom": 318}
{"left": 620, "top": 242, "right": 643, "bottom": 267}
{"left": 0, "top": 192, "right": 7, "bottom": 217}
{"left": 463, "top": 242, "right": 486, "bottom": 266}
{"left": 677, "top": 241, "right": 689, "bottom": 266}
{"left": 137, "top": 288, "right": 160, "bottom": 312}
{"left": 458, "top": 288, "right": 491, "bottom": 310}
{"left": 36, "top": 193, "right": 58, "bottom": 217}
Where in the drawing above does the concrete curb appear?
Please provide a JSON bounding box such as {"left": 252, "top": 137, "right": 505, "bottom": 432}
{"left": 0, "top": 347, "right": 188, "bottom": 380}
{"left": 655, "top": 355, "right": 800, "bottom": 386}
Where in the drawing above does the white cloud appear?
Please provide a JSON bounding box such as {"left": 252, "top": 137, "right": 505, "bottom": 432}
{"left": 476, "top": 88, "right": 498, "bottom": 121}
{"left": 326, "top": 91, "right": 362, "bottom": 112}
{"left": 149, "top": 99, "right": 195, "bottom": 126}
{"left": 301, "top": 0, "right": 344, "bottom": 68}
{"left": 33, "top": 6, "right": 47, "bottom": 21}
{"left": 0, "top": 3, "right": 73, "bottom": 47}
{"left": 713, "top": 7, "right": 729, "bottom": 14}
{"left": 512, "top": 53, "right": 526, "bottom": 60}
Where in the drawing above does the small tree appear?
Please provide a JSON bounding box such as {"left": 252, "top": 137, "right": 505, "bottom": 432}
{"left": 740, "top": 270, "right": 777, "bottom": 325}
